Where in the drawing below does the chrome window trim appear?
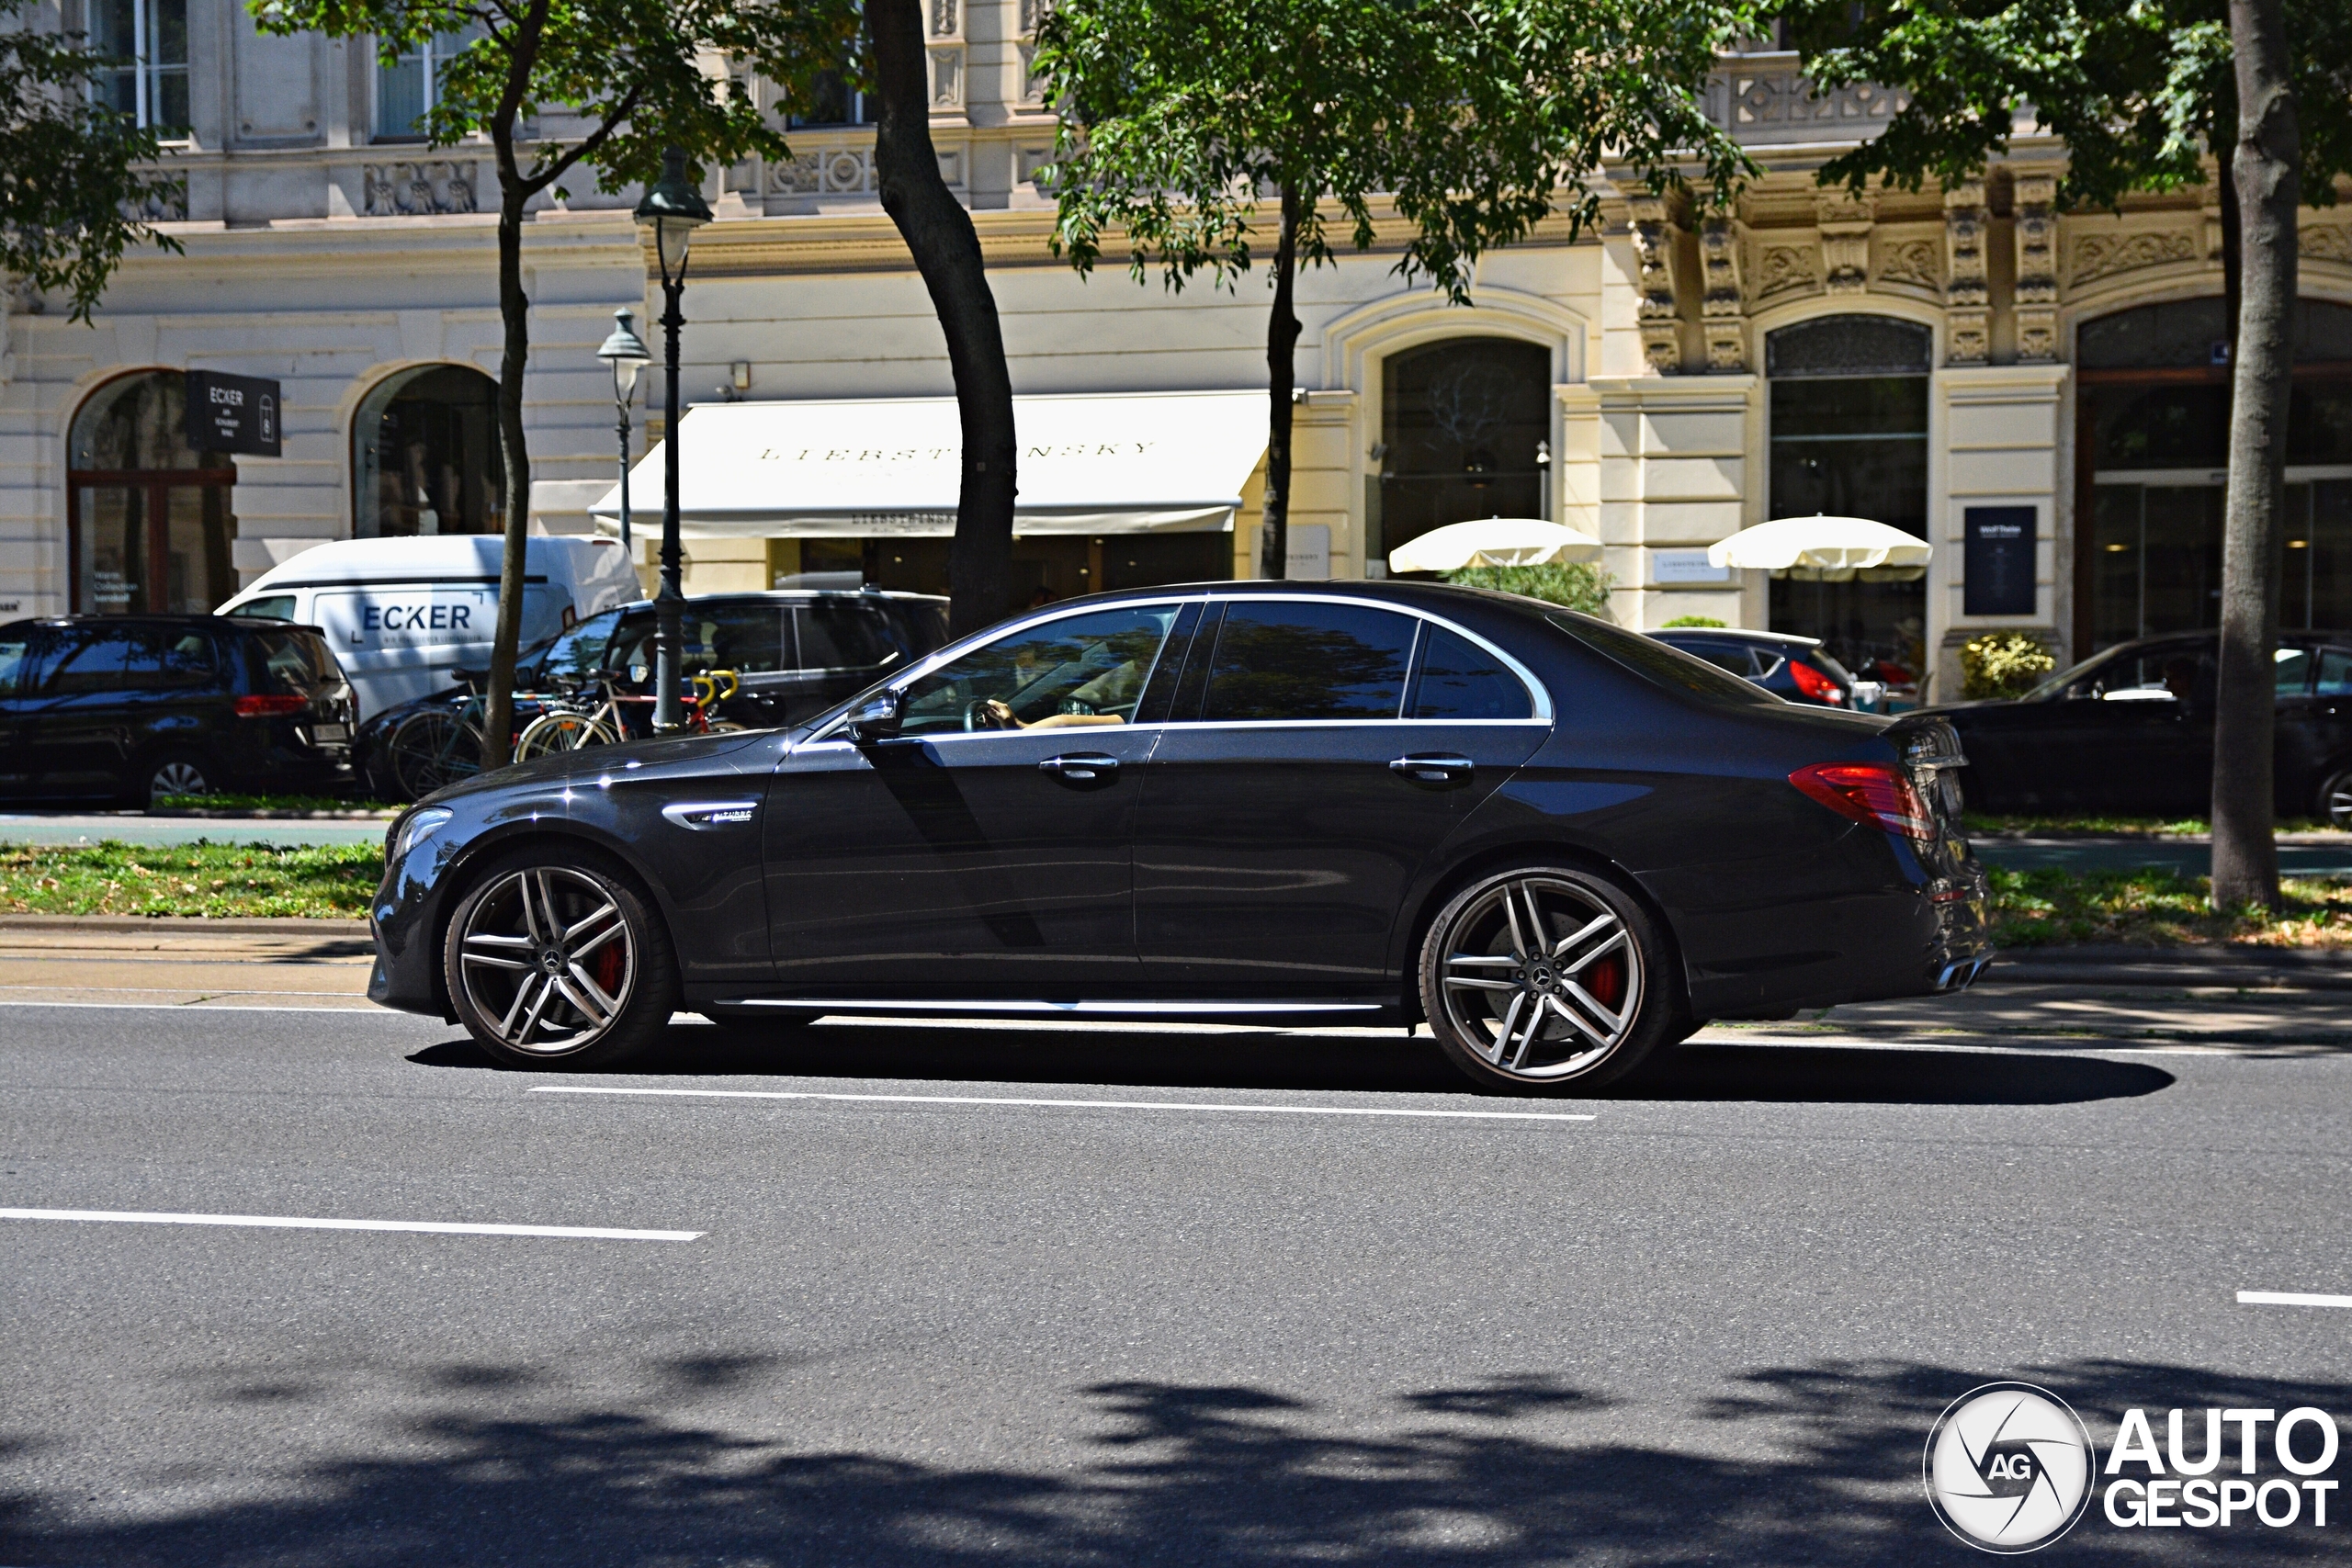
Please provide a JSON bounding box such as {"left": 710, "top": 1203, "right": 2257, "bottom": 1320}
{"left": 806, "top": 589, "right": 1555, "bottom": 742}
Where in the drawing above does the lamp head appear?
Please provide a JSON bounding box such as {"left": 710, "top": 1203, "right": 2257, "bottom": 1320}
{"left": 633, "top": 147, "right": 713, "bottom": 283}
{"left": 597, "top": 307, "right": 652, "bottom": 397}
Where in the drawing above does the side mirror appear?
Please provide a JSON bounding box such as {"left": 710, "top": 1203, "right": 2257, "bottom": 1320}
{"left": 845, "top": 689, "right": 903, "bottom": 743}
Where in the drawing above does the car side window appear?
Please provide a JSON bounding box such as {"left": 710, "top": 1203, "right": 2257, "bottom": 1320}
{"left": 1408, "top": 627, "right": 1534, "bottom": 720}
{"left": 1198, "top": 601, "right": 1418, "bottom": 722}
{"left": 236, "top": 595, "right": 297, "bottom": 621}
{"left": 126, "top": 627, "right": 221, "bottom": 693}
{"left": 41, "top": 627, "right": 132, "bottom": 697}
{"left": 797, "top": 603, "right": 899, "bottom": 671}
{"left": 536, "top": 608, "right": 621, "bottom": 687}
{"left": 2082, "top": 649, "right": 2213, "bottom": 704}
{"left": 2276, "top": 648, "right": 2313, "bottom": 695}
{"left": 2318, "top": 649, "right": 2352, "bottom": 697}
{"left": 899, "top": 605, "right": 1181, "bottom": 736}
{"left": 696, "top": 604, "right": 790, "bottom": 674}
{"left": 0, "top": 630, "right": 31, "bottom": 699}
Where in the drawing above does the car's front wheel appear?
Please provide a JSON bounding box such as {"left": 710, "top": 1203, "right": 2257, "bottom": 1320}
{"left": 1419, "top": 864, "right": 1681, "bottom": 1094}
{"left": 443, "top": 848, "right": 678, "bottom": 1069}
{"left": 2319, "top": 765, "right": 2352, "bottom": 831}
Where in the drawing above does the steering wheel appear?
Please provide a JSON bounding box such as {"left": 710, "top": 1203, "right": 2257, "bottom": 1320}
{"left": 1058, "top": 697, "right": 1099, "bottom": 717}
{"left": 963, "top": 697, "right": 1000, "bottom": 731}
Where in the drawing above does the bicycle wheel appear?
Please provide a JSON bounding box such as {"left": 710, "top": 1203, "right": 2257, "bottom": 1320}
{"left": 388, "top": 709, "right": 484, "bottom": 800}
{"left": 704, "top": 720, "right": 748, "bottom": 734}
{"left": 515, "top": 710, "right": 619, "bottom": 760}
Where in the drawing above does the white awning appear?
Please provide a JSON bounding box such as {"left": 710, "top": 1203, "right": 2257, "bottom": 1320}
{"left": 589, "top": 389, "right": 1269, "bottom": 538}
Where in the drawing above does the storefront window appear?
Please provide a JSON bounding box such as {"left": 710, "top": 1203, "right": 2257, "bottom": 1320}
{"left": 67, "top": 372, "right": 237, "bottom": 614}
{"left": 1378, "top": 338, "right": 1551, "bottom": 562}
{"left": 353, "top": 366, "right": 504, "bottom": 537}
{"left": 2081, "top": 299, "right": 2352, "bottom": 649}
{"left": 1765, "top": 315, "right": 1931, "bottom": 680}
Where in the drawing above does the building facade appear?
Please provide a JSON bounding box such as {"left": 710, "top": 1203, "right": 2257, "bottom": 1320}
{"left": 6, "top": 1, "right": 2350, "bottom": 698}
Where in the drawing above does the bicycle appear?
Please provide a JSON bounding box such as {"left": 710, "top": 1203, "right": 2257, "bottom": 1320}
{"left": 512, "top": 668, "right": 742, "bottom": 760}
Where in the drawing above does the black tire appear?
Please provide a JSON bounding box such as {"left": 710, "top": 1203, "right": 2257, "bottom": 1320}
{"left": 136, "top": 750, "right": 214, "bottom": 807}
{"left": 442, "top": 846, "right": 679, "bottom": 1069}
{"left": 1419, "top": 863, "right": 1684, "bottom": 1094}
{"left": 2319, "top": 766, "right": 2352, "bottom": 831}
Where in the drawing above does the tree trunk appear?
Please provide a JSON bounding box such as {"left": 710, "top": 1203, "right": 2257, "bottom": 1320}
{"left": 867, "top": 0, "right": 1015, "bottom": 636}
{"left": 2211, "top": 0, "right": 2300, "bottom": 911}
{"left": 1259, "top": 184, "right": 1304, "bottom": 580}
{"left": 481, "top": 171, "right": 535, "bottom": 770}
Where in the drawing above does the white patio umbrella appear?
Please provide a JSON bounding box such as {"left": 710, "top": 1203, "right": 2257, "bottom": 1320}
{"left": 1387, "top": 517, "right": 1606, "bottom": 573}
{"left": 1706, "top": 515, "right": 1931, "bottom": 581}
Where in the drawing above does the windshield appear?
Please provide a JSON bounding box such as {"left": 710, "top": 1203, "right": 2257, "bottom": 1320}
{"left": 530, "top": 608, "right": 623, "bottom": 687}
{"left": 1550, "top": 613, "right": 1780, "bottom": 707}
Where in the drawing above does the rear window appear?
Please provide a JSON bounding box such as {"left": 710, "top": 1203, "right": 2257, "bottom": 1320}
{"left": 0, "top": 628, "right": 30, "bottom": 698}
{"left": 248, "top": 628, "right": 338, "bottom": 692}
{"left": 1551, "top": 614, "right": 1780, "bottom": 707}
{"left": 127, "top": 626, "right": 222, "bottom": 692}
{"left": 796, "top": 602, "right": 899, "bottom": 670}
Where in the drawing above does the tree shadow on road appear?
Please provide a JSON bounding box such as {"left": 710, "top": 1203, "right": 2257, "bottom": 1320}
{"left": 3, "top": 1358, "right": 2338, "bottom": 1565}
{"left": 407, "top": 1025, "right": 2172, "bottom": 1107}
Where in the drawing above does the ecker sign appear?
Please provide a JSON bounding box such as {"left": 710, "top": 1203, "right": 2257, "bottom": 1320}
{"left": 184, "top": 370, "right": 282, "bottom": 457}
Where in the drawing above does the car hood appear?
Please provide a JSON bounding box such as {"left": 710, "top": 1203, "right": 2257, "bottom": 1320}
{"left": 419, "top": 729, "right": 777, "bottom": 807}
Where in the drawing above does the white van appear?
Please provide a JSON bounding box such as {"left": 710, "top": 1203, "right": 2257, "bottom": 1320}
{"left": 217, "top": 536, "right": 639, "bottom": 719}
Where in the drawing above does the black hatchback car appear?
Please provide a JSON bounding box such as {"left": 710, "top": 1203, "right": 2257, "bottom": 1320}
{"left": 368, "top": 581, "right": 1991, "bottom": 1093}
{"left": 0, "top": 615, "right": 355, "bottom": 804}
{"left": 1648, "top": 626, "right": 1878, "bottom": 709}
{"left": 1929, "top": 629, "right": 2352, "bottom": 820}
{"left": 356, "top": 588, "right": 948, "bottom": 799}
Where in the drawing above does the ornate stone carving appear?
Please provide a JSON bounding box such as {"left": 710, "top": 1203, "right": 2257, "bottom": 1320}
{"left": 1943, "top": 181, "right": 1987, "bottom": 366}
{"left": 2300, "top": 225, "right": 2352, "bottom": 264}
{"left": 931, "top": 0, "right": 957, "bottom": 35}
{"left": 2069, "top": 229, "right": 2198, "bottom": 286}
{"left": 1708, "top": 64, "right": 1907, "bottom": 143}
{"left": 1019, "top": 0, "right": 1051, "bottom": 30}
{"left": 1627, "top": 194, "right": 1681, "bottom": 373}
{"left": 770, "top": 147, "right": 872, "bottom": 195}
{"left": 1815, "top": 190, "right": 1873, "bottom": 295}
{"left": 1700, "top": 214, "right": 1745, "bottom": 372}
{"left": 1754, "top": 243, "right": 1819, "bottom": 302}
{"left": 127, "top": 183, "right": 187, "bottom": 223}
{"left": 1877, "top": 236, "right": 1940, "bottom": 290}
{"left": 362, "top": 161, "right": 478, "bottom": 217}
{"left": 2012, "top": 172, "right": 2058, "bottom": 363}
{"left": 929, "top": 45, "right": 963, "bottom": 107}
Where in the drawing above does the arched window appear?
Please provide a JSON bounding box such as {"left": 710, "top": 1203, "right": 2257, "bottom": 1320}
{"left": 67, "top": 372, "right": 237, "bottom": 614}
{"left": 353, "top": 366, "right": 505, "bottom": 537}
{"left": 1377, "top": 338, "right": 1551, "bottom": 563}
{"left": 2079, "top": 298, "right": 2352, "bottom": 650}
{"left": 1766, "top": 314, "right": 1933, "bottom": 681}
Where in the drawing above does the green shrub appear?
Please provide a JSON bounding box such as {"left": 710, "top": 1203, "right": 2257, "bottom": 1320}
{"left": 1442, "top": 562, "right": 1614, "bottom": 616}
{"left": 1961, "top": 630, "right": 2056, "bottom": 700}
{"left": 1660, "top": 615, "right": 1726, "bottom": 628}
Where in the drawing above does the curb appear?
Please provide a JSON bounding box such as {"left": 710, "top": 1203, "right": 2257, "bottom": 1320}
{"left": 0, "top": 914, "right": 373, "bottom": 937}
{"left": 1985, "top": 943, "right": 2352, "bottom": 989}
{"left": 147, "top": 810, "right": 400, "bottom": 821}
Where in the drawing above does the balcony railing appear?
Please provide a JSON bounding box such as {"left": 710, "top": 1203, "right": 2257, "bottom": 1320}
{"left": 1706, "top": 53, "right": 1907, "bottom": 148}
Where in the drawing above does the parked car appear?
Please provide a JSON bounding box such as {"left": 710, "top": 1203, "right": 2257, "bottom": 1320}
{"left": 0, "top": 615, "right": 354, "bottom": 804}
{"left": 355, "top": 588, "right": 950, "bottom": 800}
{"left": 1647, "top": 626, "right": 1885, "bottom": 711}
{"left": 1928, "top": 629, "right": 2352, "bottom": 821}
{"left": 367, "top": 581, "right": 1991, "bottom": 1092}
{"left": 217, "top": 536, "right": 639, "bottom": 721}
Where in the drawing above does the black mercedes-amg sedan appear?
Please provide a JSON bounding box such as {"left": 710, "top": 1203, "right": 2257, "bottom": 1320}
{"left": 367, "top": 581, "right": 1990, "bottom": 1093}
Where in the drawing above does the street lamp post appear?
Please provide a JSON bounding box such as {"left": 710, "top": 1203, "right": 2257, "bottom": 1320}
{"left": 595, "top": 309, "right": 652, "bottom": 555}
{"left": 632, "top": 147, "right": 712, "bottom": 733}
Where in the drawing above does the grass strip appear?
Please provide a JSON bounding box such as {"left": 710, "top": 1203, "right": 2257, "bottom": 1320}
{"left": 0, "top": 840, "right": 383, "bottom": 919}
{"left": 1964, "top": 812, "right": 2337, "bottom": 837}
{"left": 1989, "top": 866, "right": 2352, "bottom": 948}
{"left": 154, "top": 793, "right": 400, "bottom": 814}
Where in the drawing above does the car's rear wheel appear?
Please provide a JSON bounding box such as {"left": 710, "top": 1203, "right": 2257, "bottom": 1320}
{"left": 443, "top": 848, "right": 678, "bottom": 1069}
{"left": 1419, "top": 864, "right": 1680, "bottom": 1094}
{"left": 2319, "top": 766, "right": 2352, "bottom": 831}
{"left": 139, "top": 751, "right": 213, "bottom": 806}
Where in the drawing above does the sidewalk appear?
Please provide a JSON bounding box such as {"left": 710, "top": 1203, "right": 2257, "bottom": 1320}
{"left": 0, "top": 814, "right": 389, "bottom": 849}
{"left": 0, "top": 915, "right": 377, "bottom": 1010}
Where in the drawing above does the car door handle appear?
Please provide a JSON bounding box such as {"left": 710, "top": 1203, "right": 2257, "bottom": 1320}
{"left": 1390, "top": 753, "right": 1475, "bottom": 785}
{"left": 1040, "top": 752, "right": 1120, "bottom": 784}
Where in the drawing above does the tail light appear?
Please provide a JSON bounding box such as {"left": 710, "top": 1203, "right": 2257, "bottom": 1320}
{"left": 233, "top": 693, "right": 309, "bottom": 718}
{"left": 1788, "top": 659, "right": 1844, "bottom": 704}
{"left": 1789, "top": 762, "right": 1935, "bottom": 839}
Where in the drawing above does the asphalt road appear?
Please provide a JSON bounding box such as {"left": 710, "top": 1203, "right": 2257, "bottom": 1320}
{"left": 4, "top": 1003, "right": 2349, "bottom": 1564}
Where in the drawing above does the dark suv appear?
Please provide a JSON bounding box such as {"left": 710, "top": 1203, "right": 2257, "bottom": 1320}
{"left": 0, "top": 616, "right": 356, "bottom": 804}
{"left": 356, "top": 589, "right": 950, "bottom": 799}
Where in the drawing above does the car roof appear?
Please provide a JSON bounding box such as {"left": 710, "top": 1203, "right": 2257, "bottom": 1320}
{"left": 1649, "top": 626, "right": 1823, "bottom": 649}
{"left": 601, "top": 589, "right": 947, "bottom": 614}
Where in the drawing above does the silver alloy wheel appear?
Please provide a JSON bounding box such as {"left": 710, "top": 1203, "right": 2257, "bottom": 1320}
{"left": 1436, "top": 874, "right": 1645, "bottom": 1080}
{"left": 2328, "top": 772, "right": 2352, "bottom": 831}
{"left": 149, "top": 761, "right": 209, "bottom": 800}
{"left": 456, "top": 866, "right": 637, "bottom": 1055}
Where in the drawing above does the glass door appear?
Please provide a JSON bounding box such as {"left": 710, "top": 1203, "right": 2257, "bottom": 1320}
{"left": 70, "top": 477, "right": 237, "bottom": 614}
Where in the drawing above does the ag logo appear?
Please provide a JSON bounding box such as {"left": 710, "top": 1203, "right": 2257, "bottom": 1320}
{"left": 1925, "top": 1382, "right": 2097, "bottom": 1552}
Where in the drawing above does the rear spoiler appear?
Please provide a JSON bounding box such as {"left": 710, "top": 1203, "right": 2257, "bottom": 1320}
{"left": 1886, "top": 713, "right": 1968, "bottom": 776}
